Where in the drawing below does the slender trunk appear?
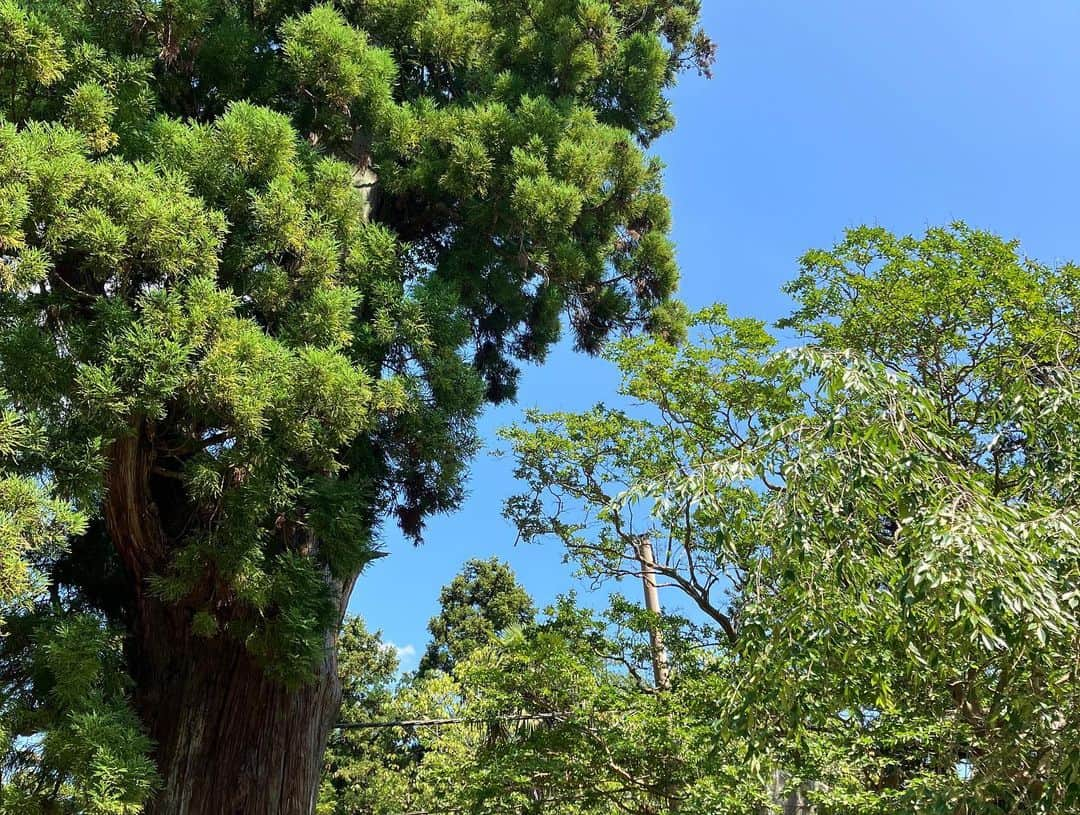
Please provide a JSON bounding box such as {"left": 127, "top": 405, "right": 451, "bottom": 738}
{"left": 104, "top": 426, "right": 348, "bottom": 815}
{"left": 633, "top": 537, "right": 670, "bottom": 691}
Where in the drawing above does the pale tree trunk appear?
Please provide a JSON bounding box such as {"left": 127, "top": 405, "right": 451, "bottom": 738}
{"left": 104, "top": 425, "right": 352, "bottom": 815}
{"left": 633, "top": 537, "right": 670, "bottom": 691}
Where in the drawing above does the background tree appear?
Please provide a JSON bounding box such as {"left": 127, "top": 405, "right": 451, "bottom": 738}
{"left": 442, "top": 598, "right": 753, "bottom": 815}
{"left": 503, "top": 224, "right": 1080, "bottom": 814}
{"left": 322, "top": 599, "right": 748, "bottom": 815}
{"left": 318, "top": 616, "right": 414, "bottom": 815}
{"left": 321, "top": 559, "right": 534, "bottom": 814}
{"left": 418, "top": 557, "right": 535, "bottom": 675}
{"left": 0, "top": 0, "right": 711, "bottom": 812}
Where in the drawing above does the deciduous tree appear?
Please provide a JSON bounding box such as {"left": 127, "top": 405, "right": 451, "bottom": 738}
{"left": 504, "top": 224, "right": 1080, "bottom": 813}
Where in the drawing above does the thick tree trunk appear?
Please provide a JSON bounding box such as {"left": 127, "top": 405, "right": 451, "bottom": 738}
{"left": 104, "top": 425, "right": 350, "bottom": 815}
{"left": 132, "top": 610, "right": 342, "bottom": 815}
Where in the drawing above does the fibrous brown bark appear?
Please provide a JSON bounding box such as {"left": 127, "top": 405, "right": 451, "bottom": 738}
{"left": 133, "top": 617, "right": 342, "bottom": 815}
{"left": 104, "top": 424, "right": 349, "bottom": 815}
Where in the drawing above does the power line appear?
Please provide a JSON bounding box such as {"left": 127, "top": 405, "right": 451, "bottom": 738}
{"left": 334, "top": 712, "right": 566, "bottom": 730}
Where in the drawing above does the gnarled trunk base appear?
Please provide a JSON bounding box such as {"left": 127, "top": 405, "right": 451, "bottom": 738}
{"left": 105, "top": 427, "right": 348, "bottom": 814}
{"left": 134, "top": 610, "right": 341, "bottom": 815}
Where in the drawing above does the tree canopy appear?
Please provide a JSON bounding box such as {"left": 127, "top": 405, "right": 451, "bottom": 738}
{"left": 314, "top": 224, "right": 1080, "bottom": 815}
{"left": 321, "top": 572, "right": 742, "bottom": 815}
{"left": 501, "top": 224, "right": 1080, "bottom": 814}
{"left": 418, "top": 556, "right": 536, "bottom": 675}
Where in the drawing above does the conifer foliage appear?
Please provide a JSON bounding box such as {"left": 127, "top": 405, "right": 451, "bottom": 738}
{"left": 418, "top": 557, "right": 535, "bottom": 675}
{"left": 0, "top": 0, "right": 711, "bottom": 812}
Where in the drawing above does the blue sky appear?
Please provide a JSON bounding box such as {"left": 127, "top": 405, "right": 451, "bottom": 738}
{"left": 349, "top": 1, "right": 1080, "bottom": 667}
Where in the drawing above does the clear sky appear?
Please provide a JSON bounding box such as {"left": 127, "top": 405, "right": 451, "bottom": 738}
{"left": 349, "top": 1, "right": 1080, "bottom": 668}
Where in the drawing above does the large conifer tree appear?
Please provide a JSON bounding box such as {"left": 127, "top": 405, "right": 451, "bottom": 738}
{"left": 0, "top": 0, "right": 711, "bottom": 811}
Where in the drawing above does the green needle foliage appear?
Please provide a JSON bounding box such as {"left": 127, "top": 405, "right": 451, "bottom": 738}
{"left": 0, "top": 0, "right": 710, "bottom": 809}
{"left": 1, "top": 398, "right": 158, "bottom": 814}
{"left": 0, "top": 397, "right": 84, "bottom": 615}
{"left": 418, "top": 557, "right": 536, "bottom": 676}
{"left": 503, "top": 224, "right": 1080, "bottom": 814}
